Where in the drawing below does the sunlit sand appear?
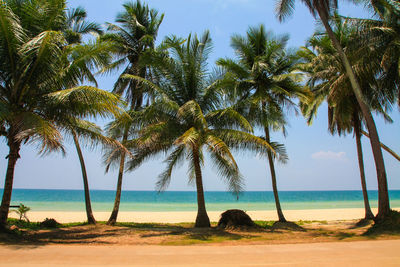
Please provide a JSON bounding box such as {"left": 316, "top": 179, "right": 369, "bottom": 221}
{"left": 10, "top": 207, "right": 400, "bottom": 223}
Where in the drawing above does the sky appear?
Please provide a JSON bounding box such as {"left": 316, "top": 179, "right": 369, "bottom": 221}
{"left": 0, "top": 0, "right": 399, "bottom": 192}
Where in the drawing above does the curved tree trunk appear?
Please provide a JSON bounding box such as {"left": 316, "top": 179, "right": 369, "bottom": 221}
{"left": 192, "top": 148, "right": 210, "bottom": 228}
{"left": 0, "top": 133, "right": 21, "bottom": 228}
{"left": 264, "top": 127, "right": 286, "bottom": 222}
{"left": 107, "top": 127, "right": 129, "bottom": 225}
{"left": 72, "top": 131, "right": 96, "bottom": 224}
{"left": 107, "top": 65, "right": 143, "bottom": 226}
{"left": 354, "top": 121, "right": 374, "bottom": 220}
{"left": 317, "top": 7, "right": 390, "bottom": 220}
{"left": 361, "top": 130, "right": 400, "bottom": 162}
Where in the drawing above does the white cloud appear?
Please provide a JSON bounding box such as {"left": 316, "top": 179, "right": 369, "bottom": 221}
{"left": 206, "top": 0, "right": 253, "bottom": 11}
{"left": 311, "top": 151, "right": 347, "bottom": 161}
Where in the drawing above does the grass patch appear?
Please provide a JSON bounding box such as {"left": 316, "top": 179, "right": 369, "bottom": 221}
{"left": 297, "top": 220, "right": 328, "bottom": 225}
{"left": 162, "top": 230, "right": 256, "bottom": 245}
{"left": 7, "top": 218, "right": 89, "bottom": 230}
{"left": 254, "top": 220, "right": 275, "bottom": 228}
{"left": 336, "top": 232, "right": 356, "bottom": 240}
{"left": 7, "top": 218, "right": 41, "bottom": 230}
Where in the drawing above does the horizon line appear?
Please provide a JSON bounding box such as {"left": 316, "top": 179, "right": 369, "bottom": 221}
{"left": 4, "top": 188, "right": 400, "bottom": 192}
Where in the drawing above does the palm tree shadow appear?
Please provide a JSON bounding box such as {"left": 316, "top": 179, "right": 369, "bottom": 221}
{"left": 131, "top": 224, "right": 254, "bottom": 241}
{"left": 0, "top": 226, "right": 117, "bottom": 246}
{"left": 349, "top": 218, "right": 374, "bottom": 229}
{"left": 271, "top": 221, "right": 306, "bottom": 232}
{"left": 186, "top": 228, "right": 246, "bottom": 241}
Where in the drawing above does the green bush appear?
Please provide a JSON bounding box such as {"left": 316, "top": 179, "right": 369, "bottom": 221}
{"left": 40, "top": 218, "right": 61, "bottom": 228}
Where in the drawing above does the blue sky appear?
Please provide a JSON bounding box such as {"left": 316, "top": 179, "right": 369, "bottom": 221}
{"left": 1, "top": 0, "right": 399, "bottom": 192}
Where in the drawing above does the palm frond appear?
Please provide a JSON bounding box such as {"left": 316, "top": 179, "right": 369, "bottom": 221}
{"left": 156, "top": 145, "right": 186, "bottom": 191}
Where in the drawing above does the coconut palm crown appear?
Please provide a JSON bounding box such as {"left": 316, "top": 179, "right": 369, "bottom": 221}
{"left": 122, "top": 31, "right": 287, "bottom": 227}
{"left": 101, "top": 0, "right": 164, "bottom": 225}
{"left": 275, "top": 0, "right": 391, "bottom": 220}
{"left": 0, "top": 0, "right": 124, "bottom": 227}
{"left": 217, "top": 25, "right": 306, "bottom": 222}
{"left": 297, "top": 17, "right": 393, "bottom": 219}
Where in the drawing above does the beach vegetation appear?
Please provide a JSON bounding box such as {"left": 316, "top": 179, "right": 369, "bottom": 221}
{"left": 275, "top": 0, "right": 392, "bottom": 220}
{"left": 40, "top": 218, "right": 61, "bottom": 228}
{"left": 365, "top": 210, "right": 400, "bottom": 235}
{"left": 61, "top": 6, "right": 121, "bottom": 226}
{"left": 122, "top": 31, "right": 285, "bottom": 227}
{"left": 10, "top": 204, "right": 30, "bottom": 222}
{"left": 297, "top": 15, "right": 392, "bottom": 220}
{"left": 2, "top": 219, "right": 395, "bottom": 246}
{"left": 217, "top": 209, "right": 256, "bottom": 228}
{"left": 0, "top": 0, "right": 399, "bottom": 236}
{"left": 217, "top": 25, "right": 306, "bottom": 222}
{"left": 0, "top": 0, "right": 125, "bottom": 228}
{"left": 101, "top": 0, "right": 164, "bottom": 225}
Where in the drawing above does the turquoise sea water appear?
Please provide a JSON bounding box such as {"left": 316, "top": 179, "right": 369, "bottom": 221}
{"left": 3, "top": 189, "right": 400, "bottom": 212}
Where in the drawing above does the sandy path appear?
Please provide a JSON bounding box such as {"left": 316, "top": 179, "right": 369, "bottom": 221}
{"left": 1, "top": 240, "right": 399, "bottom": 266}
{"left": 11, "top": 207, "right": 400, "bottom": 223}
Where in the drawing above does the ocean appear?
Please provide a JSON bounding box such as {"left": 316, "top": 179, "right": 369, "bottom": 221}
{"left": 3, "top": 189, "right": 400, "bottom": 212}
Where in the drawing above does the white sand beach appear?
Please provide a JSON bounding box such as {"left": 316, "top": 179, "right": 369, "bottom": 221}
{"left": 10, "top": 207, "right": 400, "bottom": 223}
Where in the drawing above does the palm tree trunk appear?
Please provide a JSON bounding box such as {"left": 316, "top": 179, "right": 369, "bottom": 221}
{"left": 361, "top": 130, "right": 400, "bottom": 162}
{"left": 316, "top": 7, "right": 390, "bottom": 220}
{"left": 0, "top": 134, "right": 21, "bottom": 228}
{"left": 264, "top": 127, "right": 286, "bottom": 222}
{"left": 107, "top": 127, "right": 129, "bottom": 225}
{"left": 354, "top": 121, "right": 374, "bottom": 220}
{"left": 193, "top": 148, "right": 210, "bottom": 228}
{"left": 72, "top": 131, "right": 96, "bottom": 224}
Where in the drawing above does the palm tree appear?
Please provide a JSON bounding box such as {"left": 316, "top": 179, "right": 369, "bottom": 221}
{"left": 217, "top": 25, "right": 305, "bottom": 222}
{"left": 11, "top": 203, "right": 30, "bottom": 222}
{"left": 64, "top": 6, "right": 103, "bottom": 45}
{"left": 102, "top": 0, "right": 164, "bottom": 225}
{"left": 123, "top": 32, "right": 286, "bottom": 227}
{"left": 60, "top": 6, "right": 111, "bottom": 225}
{"left": 0, "top": 1, "right": 124, "bottom": 228}
{"left": 298, "top": 17, "right": 393, "bottom": 220}
{"left": 275, "top": 0, "right": 391, "bottom": 219}
{"left": 362, "top": 0, "right": 400, "bottom": 102}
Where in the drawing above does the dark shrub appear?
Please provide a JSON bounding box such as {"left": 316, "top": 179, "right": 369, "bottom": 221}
{"left": 40, "top": 218, "right": 61, "bottom": 228}
{"left": 218, "top": 209, "right": 255, "bottom": 228}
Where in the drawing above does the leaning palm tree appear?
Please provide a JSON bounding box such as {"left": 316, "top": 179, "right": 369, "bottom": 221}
{"left": 217, "top": 25, "right": 305, "bottom": 222}
{"left": 298, "top": 17, "right": 393, "bottom": 219}
{"left": 102, "top": 1, "right": 164, "bottom": 225}
{"left": 122, "top": 32, "right": 286, "bottom": 227}
{"left": 357, "top": 0, "right": 400, "bottom": 104}
{"left": 0, "top": 1, "right": 124, "bottom": 228}
{"left": 275, "top": 0, "right": 391, "bottom": 219}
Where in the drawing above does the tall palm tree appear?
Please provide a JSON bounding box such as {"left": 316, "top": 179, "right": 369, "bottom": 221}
{"left": 298, "top": 17, "right": 393, "bottom": 219}
{"left": 60, "top": 6, "right": 110, "bottom": 225}
{"left": 0, "top": 0, "right": 124, "bottom": 228}
{"left": 275, "top": 0, "right": 391, "bottom": 219}
{"left": 348, "top": 0, "right": 400, "bottom": 107}
{"left": 217, "top": 25, "right": 305, "bottom": 222}
{"left": 123, "top": 32, "right": 286, "bottom": 227}
{"left": 63, "top": 118, "right": 128, "bottom": 225}
{"left": 102, "top": 1, "right": 164, "bottom": 225}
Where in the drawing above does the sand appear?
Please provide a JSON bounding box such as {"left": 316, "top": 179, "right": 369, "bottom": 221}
{"left": 10, "top": 207, "right": 400, "bottom": 223}
{"left": 1, "top": 240, "right": 400, "bottom": 266}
